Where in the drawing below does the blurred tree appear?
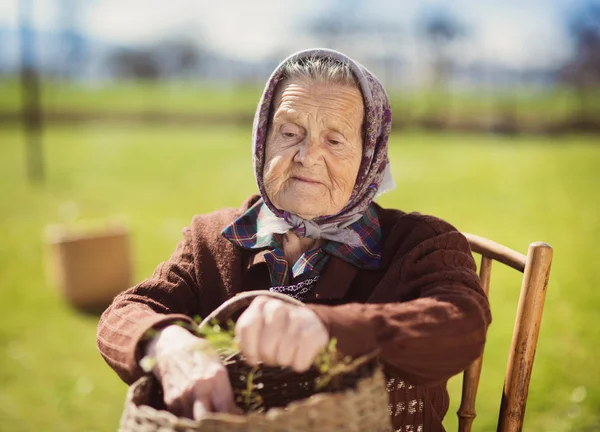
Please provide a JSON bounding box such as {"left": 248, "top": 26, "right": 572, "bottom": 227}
{"left": 107, "top": 38, "right": 204, "bottom": 80}
{"left": 302, "top": 0, "right": 403, "bottom": 88}
{"left": 107, "top": 48, "right": 161, "bottom": 80}
{"left": 418, "top": 9, "right": 466, "bottom": 91}
{"left": 560, "top": 0, "right": 600, "bottom": 126}
{"left": 57, "top": 0, "right": 87, "bottom": 80}
{"left": 156, "top": 38, "right": 206, "bottom": 78}
{"left": 415, "top": 9, "right": 469, "bottom": 130}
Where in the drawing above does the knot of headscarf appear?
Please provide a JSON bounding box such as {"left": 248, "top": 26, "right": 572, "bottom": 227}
{"left": 257, "top": 207, "right": 365, "bottom": 247}
{"left": 252, "top": 48, "right": 395, "bottom": 247}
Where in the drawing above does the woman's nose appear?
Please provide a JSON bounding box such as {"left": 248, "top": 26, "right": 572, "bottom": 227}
{"left": 294, "top": 137, "right": 321, "bottom": 166}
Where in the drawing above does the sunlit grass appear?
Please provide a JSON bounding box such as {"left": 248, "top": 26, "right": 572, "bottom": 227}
{"left": 0, "top": 124, "right": 598, "bottom": 431}
{"left": 2, "top": 78, "right": 599, "bottom": 125}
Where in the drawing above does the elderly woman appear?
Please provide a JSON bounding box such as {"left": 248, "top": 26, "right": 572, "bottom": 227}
{"left": 97, "top": 48, "right": 491, "bottom": 431}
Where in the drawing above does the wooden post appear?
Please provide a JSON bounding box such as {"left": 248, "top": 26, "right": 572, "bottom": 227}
{"left": 19, "top": 0, "right": 44, "bottom": 183}
{"left": 497, "top": 242, "right": 553, "bottom": 432}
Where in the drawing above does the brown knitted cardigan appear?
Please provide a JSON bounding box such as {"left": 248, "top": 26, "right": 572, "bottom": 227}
{"left": 97, "top": 195, "right": 491, "bottom": 431}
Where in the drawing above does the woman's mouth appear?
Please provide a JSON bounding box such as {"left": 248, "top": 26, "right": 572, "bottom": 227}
{"left": 292, "top": 176, "right": 322, "bottom": 185}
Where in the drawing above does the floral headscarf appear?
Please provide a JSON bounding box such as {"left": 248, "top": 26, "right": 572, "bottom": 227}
{"left": 252, "top": 48, "right": 395, "bottom": 246}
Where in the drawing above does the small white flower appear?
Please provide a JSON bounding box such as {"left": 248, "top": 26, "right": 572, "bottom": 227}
{"left": 140, "top": 356, "right": 157, "bottom": 373}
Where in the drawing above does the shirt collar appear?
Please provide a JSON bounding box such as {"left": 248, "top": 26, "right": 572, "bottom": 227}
{"left": 221, "top": 199, "right": 382, "bottom": 270}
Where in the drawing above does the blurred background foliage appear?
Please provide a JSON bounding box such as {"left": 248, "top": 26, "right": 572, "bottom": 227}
{"left": 0, "top": 0, "right": 599, "bottom": 431}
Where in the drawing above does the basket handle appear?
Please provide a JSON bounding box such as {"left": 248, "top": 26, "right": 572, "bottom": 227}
{"left": 198, "top": 290, "right": 304, "bottom": 330}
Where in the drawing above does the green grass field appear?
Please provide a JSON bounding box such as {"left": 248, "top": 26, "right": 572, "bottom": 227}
{"left": 1, "top": 123, "right": 599, "bottom": 431}
{"left": 2, "top": 78, "right": 599, "bottom": 126}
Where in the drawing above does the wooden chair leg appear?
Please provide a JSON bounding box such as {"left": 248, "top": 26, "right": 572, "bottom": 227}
{"left": 458, "top": 256, "right": 492, "bottom": 432}
{"left": 497, "top": 242, "right": 553, "bottom": 432}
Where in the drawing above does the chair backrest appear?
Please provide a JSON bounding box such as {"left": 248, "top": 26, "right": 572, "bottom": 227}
{"left": 458, "top": 233, "right": 553, "bottom": 432}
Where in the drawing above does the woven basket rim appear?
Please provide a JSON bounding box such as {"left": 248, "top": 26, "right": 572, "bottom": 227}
{"left": 126, "top": 350, "right": 381, "bottom": 426}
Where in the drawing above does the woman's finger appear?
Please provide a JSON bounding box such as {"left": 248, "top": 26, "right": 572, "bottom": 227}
{"left": 258, "top": 300, "right": 288, "bottom": 364}
{"left": 274, "top": 328, "right": 299, "bottom": 368}
{"left": 272, "top": 312, "right": 302, "bottom": 367}
{"left": 212, "top": 391, "right": 242, "bottom": 415}
{"left": 210, "top": 367, "right": 241, "bottom": 414}
{"left": 192, "top": 396, "right": 212, "bottom": 421}
{"left": 292, "top": 329, "right": 329, "bottom": 372}
{"left": 291, "top": 339, "right": 318, "bottom": 372}
{"left": 235, "top": 297, "right": 268, "bottom": 364}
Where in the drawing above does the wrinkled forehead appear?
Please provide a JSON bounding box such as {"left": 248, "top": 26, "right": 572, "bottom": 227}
{"left": 268, "top": 77, "right": 366, "bottom": 136}
{"left": 273, "top": 76, "right": 362, "bottom": 105}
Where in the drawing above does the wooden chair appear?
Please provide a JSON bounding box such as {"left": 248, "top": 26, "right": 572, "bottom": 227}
{"left": 458, "top": 233, "right": 553, "bottom": 432}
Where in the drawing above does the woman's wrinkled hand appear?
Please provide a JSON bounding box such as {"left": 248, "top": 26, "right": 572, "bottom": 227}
{"left": 144, "top": 325, "right": 241, "bottom": 420}
{"left": 235, "top": 296, "right": 330, "bottom": 372}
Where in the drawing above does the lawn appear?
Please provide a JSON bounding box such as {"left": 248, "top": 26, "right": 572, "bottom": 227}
{"left": 2, "top": 78, "right": 599, "bottom": 126}
{"left": 0, "top": 123, "right": 599, "bottom": 431}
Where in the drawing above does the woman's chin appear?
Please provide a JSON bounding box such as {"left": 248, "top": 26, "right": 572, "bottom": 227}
{"left": 284, "top": 206, "right": 322, "bottom": 220}
{"left": 277, "top": 197, "right": 328, "bottom": 220}
{"left": 274, "top": 187, "right": 348, "bottom": 219}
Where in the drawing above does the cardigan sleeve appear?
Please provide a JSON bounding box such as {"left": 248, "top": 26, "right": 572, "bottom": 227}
{"left": 96, "top": 227, "right": 199, "bottom": 385}
{"left": 97, "top": 198, "right": 254, "bottom": 385}
{"left": 307, "top": 217, "right": 492, "bottom": 387}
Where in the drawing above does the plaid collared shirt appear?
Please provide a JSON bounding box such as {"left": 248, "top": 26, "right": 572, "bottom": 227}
{"left": 221, "top": 199, "right": 382, "bottom": 287}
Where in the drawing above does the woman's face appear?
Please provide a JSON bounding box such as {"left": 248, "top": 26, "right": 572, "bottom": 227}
{"left": 263, "top": 78, "right": 364, "bottom": 220}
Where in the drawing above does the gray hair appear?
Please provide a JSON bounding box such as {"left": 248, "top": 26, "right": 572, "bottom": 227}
{"left": 280, "top": 55, "right": 358, "bottom": 88}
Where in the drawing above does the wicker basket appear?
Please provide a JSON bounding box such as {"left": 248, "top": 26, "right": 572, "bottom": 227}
{"left": 119, "top": 291, "right": 392, "bottom": 432}
{"left": 45, "top": 221, "right": 132, "bottom": 311}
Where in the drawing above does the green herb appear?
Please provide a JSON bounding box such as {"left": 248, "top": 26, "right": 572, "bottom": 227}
{"left": 236, "top": 366, "right": 265, "bottom": 412}
{"left": 140, "top": 319, "right": 355, "bottom": 412}
{"left": 194, "top": 319, "right": 238, "bottom": 353}
{"left": 313, "top": 338, "right": 354, "bottom": 389}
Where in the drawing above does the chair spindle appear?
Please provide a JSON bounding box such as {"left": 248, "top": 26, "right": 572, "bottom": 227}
{"left": 457, "top": 255, "right": 492, "bottom": 432}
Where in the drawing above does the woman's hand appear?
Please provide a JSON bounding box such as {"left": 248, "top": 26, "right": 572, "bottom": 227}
{"left": 235, "top": 296, "right": 329, "bottom": 372}
{"left": 145, "top": 325, "right": 241, "bottom": 420}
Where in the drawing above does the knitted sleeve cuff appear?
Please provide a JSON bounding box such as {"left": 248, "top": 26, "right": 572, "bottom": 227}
{"left": 306, "top": 303, "right": 378, "bottom": 358}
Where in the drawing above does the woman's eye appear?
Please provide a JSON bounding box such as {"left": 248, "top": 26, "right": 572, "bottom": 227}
{"left": 283, "top": 132, "right": 297, "bottom": 138}
{"left": 328, "top": 139, "right": 341, "bottom": 145}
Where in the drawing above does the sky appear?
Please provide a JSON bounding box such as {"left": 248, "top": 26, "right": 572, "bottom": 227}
{"left": 0, "top": 0, "right": 583, "bottom": 69}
